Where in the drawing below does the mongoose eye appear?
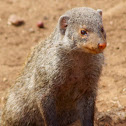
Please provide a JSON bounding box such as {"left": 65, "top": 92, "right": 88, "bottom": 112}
{"left": 81, "top": 30, "right": 87, "bottom": 35}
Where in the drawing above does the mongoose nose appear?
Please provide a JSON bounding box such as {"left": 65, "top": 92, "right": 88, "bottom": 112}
{"left": 98, "top": 42, "right": 107, "bottom": 50}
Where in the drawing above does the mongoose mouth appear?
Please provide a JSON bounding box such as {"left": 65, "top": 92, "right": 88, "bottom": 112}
{"left": 84, "top": 47, "right": 103, "bottom": 54}
{"left": 77, "top": 43, "right": 106, "bottom": 54}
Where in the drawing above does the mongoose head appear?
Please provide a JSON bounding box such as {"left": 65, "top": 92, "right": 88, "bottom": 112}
{"left": 58, "top": 7, "right": 107, "bottom": 54}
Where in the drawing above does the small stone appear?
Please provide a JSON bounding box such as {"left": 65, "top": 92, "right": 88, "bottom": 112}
{"left": 57, "top": 7, "right": 63, "bottom": 11}
{"left": 37, "top": 21, "right": 44, "bottom": 28}
{"left": 43, "top": 16, "right": 48, "bottom": 20}
{"left": 109, "top": 21, "right": 113, "bottom": 25}
{"left": 29, "top": 28, "right": 35, "bottom": 33}
{"left": 5, "top": 36, "right": 8, "bottom": 39}
{"left": 3, "top": 77, "right": 8, "bottom": 82}
{"left": 122, "top": 88, "right": 126, "bottom": 92}
{"left": 8, "top": 14, "right": 24, "bottom": 26}
{"left": 116, "top": 47, "right": 120, "bottom": 50}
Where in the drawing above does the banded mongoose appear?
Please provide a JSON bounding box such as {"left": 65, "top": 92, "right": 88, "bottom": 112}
{"left": 1, "top": 7, "right": 107, "bottom": 126}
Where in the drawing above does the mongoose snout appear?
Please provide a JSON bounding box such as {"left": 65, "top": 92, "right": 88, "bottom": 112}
{"left": 75, "top": 22, "right": 107, "bottom": 54}
{"left": 98, "top": 42, "right": 107, "bottom": 50}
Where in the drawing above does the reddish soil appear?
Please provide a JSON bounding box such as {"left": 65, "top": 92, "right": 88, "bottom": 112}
{"left": 0, "top": 0, "right": 126, "bottom": 125}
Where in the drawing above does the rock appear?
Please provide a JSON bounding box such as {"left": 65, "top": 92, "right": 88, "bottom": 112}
{"left": 29, "top": 28, "right": 35, "bottom": 33}
{"left": 37, "top": 21, "right": 44, "bottom": 28}
{"left": 8, "top": 14, "right": 24, "bottom": 26}
{"left": 3, "top": 77, "right": 8, "bottom": 82}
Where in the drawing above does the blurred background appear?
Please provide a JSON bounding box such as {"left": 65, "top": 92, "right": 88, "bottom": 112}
{"left": 0, "top": 0, "right": 126, "bottom": 125}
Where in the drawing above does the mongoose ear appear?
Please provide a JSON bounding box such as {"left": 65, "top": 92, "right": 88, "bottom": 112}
{"left": 59, "top": 15, "right": 70, "bottom": 35}
{"left": 97, "top": 9, "right": 102, "bottom": 16}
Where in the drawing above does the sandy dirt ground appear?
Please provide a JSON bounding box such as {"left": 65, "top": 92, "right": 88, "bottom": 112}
{"left": 0, "top": 0, "right": 126, "bottom": 125}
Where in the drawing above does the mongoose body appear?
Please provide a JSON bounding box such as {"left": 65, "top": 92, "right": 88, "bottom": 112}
{"left": 1, "top": 7, "right": 106, "bottom": 126}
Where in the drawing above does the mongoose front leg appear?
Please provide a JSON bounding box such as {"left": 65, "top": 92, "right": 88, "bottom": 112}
{"left": 37, "top": 94, "right": 58, "bottom": 126}
{"left": 77, "top": 93, "right": 95, "bottom": 126}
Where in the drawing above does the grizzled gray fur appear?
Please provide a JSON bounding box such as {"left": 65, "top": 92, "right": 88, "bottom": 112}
{"left": 0, "top": 7, "right": 106, "bottom": 126}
